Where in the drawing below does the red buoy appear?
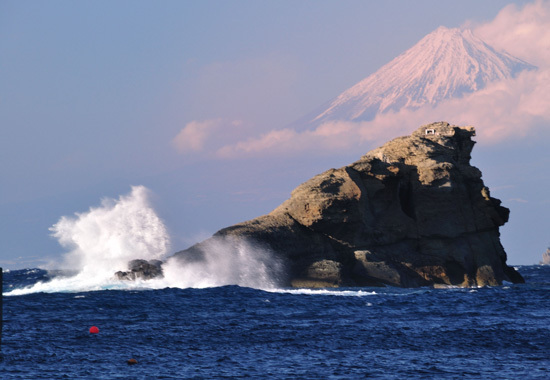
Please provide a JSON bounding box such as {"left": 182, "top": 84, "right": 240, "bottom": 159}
{"left": 89, "top": 326, "right": 99, "bottom": 334}
{"left": 127, "top": 358, "right": 138, "bottom": 365}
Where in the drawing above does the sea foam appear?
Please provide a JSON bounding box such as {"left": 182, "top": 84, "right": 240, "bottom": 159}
{"left": 158, "top": 236, "right": 284, "bottom": 290}
{"left": 268, "top": 288, "right": 377, "bottom": 297}
{"left": 8, "top": 186, "right": 284, "bottom": 295}
{"left": 8, "top": 186, "right": 170, "bottom": 295}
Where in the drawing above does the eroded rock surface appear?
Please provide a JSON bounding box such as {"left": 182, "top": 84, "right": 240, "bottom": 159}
{"left": 174, "top": 122, "right": 524, "bottom": 288}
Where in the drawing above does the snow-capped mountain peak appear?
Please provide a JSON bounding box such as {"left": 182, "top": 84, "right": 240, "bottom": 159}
{"left": 312, "top": 26, "right": 535, "bottom": 123}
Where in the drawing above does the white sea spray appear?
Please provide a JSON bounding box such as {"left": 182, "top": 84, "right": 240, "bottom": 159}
{"left": 8, "top": 186, "right": 170, "bottom": 294}
{"left": 157, "top": 236, "right": 285, "bottom": 290}
{"left": 7, "top": 186, "right": 285, "bottom": 295}
{"left": 267, "top": 288, "right": 377, "bottom": 297}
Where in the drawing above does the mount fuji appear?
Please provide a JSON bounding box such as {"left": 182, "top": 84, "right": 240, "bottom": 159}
{"left": 310, "top": 26, "right": 536, "bottom": 124}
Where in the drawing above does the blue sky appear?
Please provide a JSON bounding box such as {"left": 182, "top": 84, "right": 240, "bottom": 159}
{"left": 1, "top": 0, "right": 547, "bottom": 269}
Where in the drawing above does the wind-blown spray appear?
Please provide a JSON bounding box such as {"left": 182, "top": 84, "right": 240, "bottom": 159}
{"left": 8, "top": 186, "right": 284, "bottom": 295}
{"left": 10, "top": 186, "right": 170, "bottom": 294}
{"left": 50, "top": 185, "right": 170, "bottom": 275}
{"left": 160, "top": 236, "right": 285, "bottom": 290}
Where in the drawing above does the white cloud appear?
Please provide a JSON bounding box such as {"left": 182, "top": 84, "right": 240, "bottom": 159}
{"left": 474, "top": 0, "right": 550, "bottom": 68}
{"left": 507, "top": 198, "right": 529, "bottom": 203}
{"left": 172, "top": 119, "right": 222, "bottom": 153}
{"left": 422, "top": 68, "right": 550, "bottom": 143}
{"left": 172, "top": 119, "right": 245, "bottom": 154}
{"left": 216, "top": 67, "right": 550, "bottom": 157}
{"left": 216, "top": 122, "right": 377, "bottom": 158}
{"left": 217, "top": 129, "right": 296, "bottom": 157}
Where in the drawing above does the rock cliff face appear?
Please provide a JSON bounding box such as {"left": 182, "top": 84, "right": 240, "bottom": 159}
{"left": 174, "top": 122, "right": 524, "bottom": 288}
{"left": 115, "top": 259, "right": 163, "bottom": 281}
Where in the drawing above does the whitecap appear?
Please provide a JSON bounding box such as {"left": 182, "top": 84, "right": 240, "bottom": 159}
{"left": 267, "top": 288, "right": 377, "bottom": 297}
{"left": 6, "top": 186, "right": 170, "bottom": 295}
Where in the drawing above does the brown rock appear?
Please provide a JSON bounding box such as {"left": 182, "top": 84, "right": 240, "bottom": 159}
{"left": 174, "top": 122, "right": 524, "bottom": 288}
{"left": 114, "top": 259, "right": 163, "bottom": 281}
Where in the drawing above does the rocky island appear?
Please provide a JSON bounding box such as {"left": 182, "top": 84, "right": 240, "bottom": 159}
{"left": 123, "top": 122, "right": 523, "bottom": 288}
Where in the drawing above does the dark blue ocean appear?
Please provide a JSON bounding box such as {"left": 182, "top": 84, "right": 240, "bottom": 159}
{"left": 1, "top": 266, "right": 549, "bottom": 379}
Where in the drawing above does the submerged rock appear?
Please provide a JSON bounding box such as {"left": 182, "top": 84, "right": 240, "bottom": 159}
{"left": 174, "top": 122, "right": 524, "bottom": 288}
{"left": 115, "top": 259, "right": 163, "bottom": 281}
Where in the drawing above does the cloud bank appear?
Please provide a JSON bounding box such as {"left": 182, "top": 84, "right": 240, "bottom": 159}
{"left": 172, "top": 118, "right": 246, "bottom": 154}
{"left": 474, "top": 0, "right": 550, "bottom": 67}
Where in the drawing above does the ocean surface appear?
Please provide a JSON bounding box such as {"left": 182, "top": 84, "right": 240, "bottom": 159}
{"left": 1, "top": 265, "right": 549, "bottom": 379}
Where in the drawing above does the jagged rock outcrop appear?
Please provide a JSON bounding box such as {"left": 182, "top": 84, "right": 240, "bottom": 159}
{"left": 115, "top": 259, "right": 163, "bottom": 281}
{"left": 174, "top": 122, "right": 524, "bottom": 288}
